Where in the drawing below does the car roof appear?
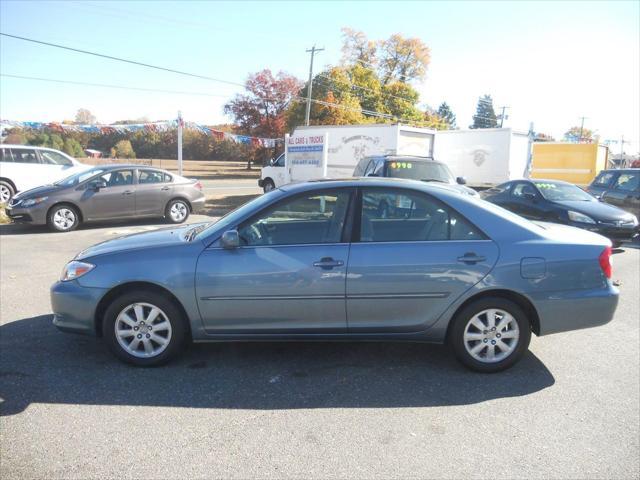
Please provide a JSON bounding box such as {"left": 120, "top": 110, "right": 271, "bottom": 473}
{"left": 365, "top": 155, "right": 436, "bottom": 162}
{"left": 1, "top": 144, "right": 67, "bottom": 151}
{"left": 86, "top": 164, "right": 172, "bottom": 173}
{"left": 278, "top": 176, "right": 460, "bottom": 196}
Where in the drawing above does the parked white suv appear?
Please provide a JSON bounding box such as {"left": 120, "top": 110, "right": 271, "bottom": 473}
{"left": 0, "top": 145, "right": 91, "bottom": 202}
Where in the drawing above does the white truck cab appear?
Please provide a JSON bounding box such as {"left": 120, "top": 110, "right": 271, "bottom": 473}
{"left": 258, "top": 152, "right": 286, "bottom": 192}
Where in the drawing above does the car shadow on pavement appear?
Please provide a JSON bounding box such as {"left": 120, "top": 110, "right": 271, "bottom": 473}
{"left": 0, "top": 315, "right": 555, "bottom": 416}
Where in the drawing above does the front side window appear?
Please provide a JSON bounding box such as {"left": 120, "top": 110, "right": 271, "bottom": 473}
{"left": 138, "top": 169, "right": 166, "bottom": 184}
{"left": 40, "top": 150, "right": 73, "bottom": 166}
{"left": 613, "top": 173, "right": 639, "bottom": 192}
{"left": 274, "top": 154, "right": 285, "bottom": 167}
{"left": 0, "top": 148, "right": 13, "bottom": 163}
{"left": 10, "top": 148, "right": 40, "bottom": 164}
{"left": 360, "top": 188, "right": 485, "bottom": 242}
{"left": 238, "top": 190, "right": 352, "bottom": 246}
{"left": 511, "top": 183, "right": 538, "bottom": 198}
{"left": 98, "top": 170, "right": 134, "bottom": 187}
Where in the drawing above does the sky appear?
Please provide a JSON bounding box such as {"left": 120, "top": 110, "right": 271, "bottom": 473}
{"left": 1, "top": 0, "right": 638, "bottom": 153}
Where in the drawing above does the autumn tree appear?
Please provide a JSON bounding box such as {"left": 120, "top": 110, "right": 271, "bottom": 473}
{"left": 378, "top": 34, "right": 431, "bottom": 85}
{"left": 564, "top": 126, "right": 593, "bottom": 143}
{"left": 470, "top": 95, "right": 498, "bottom": 129}
{"left": 225, "top": 69, "right": 302, "bottom": 138}
{"left": 111, "top": 140, "right": 136, "bottom": 159}
{"left": 75, "top": 108, "right": 96, "bottom": 125}
{"left": 437, "top": 102, "right": 457, "bottom": 129}
{"left": 341, "top": 27, "right": 377, "bottom": 66}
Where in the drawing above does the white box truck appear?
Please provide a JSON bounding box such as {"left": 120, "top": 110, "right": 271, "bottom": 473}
{"left": 259, "top": 124, "right": 436, "bottom": 191}
{"left": 432, "top": 128, "right": 533, "bottom": 188}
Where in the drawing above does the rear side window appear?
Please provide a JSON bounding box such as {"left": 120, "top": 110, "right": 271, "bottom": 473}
{"left": 0, "top": 149, "right": 14, "bottom": 163}
{"left": 360, "top": 188, "right": 486, "bottom": 242}
{"left": 613, "top": 173, "right": 639, "bottom": 192}
{"left": 10, "top": 148, "right": 40, "bottom": 164}
{"left": 139, "top": 169, "right": 166, "bottom": 184}
{"left": 40, "top": 150, "right": 73, "bottom": 166}
{"left": 593, "top": 171, "right": 616, "bottom": 187}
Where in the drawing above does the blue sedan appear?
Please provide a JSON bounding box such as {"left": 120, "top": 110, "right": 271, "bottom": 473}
{"left": 51, "top": 178, "right": 619, "bottom": 372}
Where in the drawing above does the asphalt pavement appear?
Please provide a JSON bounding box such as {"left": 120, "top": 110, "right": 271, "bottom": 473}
{"left": 0, "top": 217, "right": 638, "bottom": 479}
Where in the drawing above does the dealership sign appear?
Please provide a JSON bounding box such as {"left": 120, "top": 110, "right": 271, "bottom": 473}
{"left": 285, "top": 133, "right": 328, "bottom": 182}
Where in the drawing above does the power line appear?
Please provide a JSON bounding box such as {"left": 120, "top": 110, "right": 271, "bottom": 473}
{"left": 0, "top": 32, "right": 246, "bottom": 88}
{"left": 317, "top": 71, "right": 416, "bottom": 104}
{"left": 0, "top": 73, "right": 232, "bottom": 98}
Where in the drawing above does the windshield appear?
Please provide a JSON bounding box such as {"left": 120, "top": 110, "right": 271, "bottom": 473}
{"left": 533, "top": 181, "right": 594, "bottom": 201}
{"left": 54, "top": 168, "right": 104, "bottom": 187}
{"left": 386, "top": 160, "right": 454, "bottom": 183}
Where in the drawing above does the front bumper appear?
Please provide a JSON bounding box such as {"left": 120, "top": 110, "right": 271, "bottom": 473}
{"left": 568, "top": 221, "right": 639, "bottom": 243}
{"left": 51, "top": 280, "right": 108, "bottom": 336}
{"left": 531, "top": 283, "right": 619, "bottom": 336}
{"left": 4, "top": 203, "right": 49, "bottom": 224}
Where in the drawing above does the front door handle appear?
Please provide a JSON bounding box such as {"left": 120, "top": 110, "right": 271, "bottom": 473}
{"left": 161, "top": 186, "right": 170, "bottom": 191}
{"left": 457, "top": 252, "right": 486, "bottom": 264}
{"left": 313, "top": 257, "right": 344, "bottom": 269}
{"left": 122, "top": 190, "right": 133, "bottom": 196}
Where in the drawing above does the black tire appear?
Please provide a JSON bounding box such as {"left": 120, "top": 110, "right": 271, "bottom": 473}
{"left": 165, "top": 198, "right": 190, "bottom": 224}
{"left": 262, "top": 178, "right": 275, "bottom": 193}
{"left": 449, "top": 297, "right": 531, "bottom": 373}
{"left": 0, "top": 180, "right": 15, "bottom": 203}
{"left": 47, "top": 204, "right": 80, "bottom": 232}
{"left": 102, "top": 290, "right": 187, "bottom": 366}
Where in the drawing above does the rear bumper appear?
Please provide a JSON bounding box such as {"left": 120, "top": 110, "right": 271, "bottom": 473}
{"left": 51, "top": 280, "right": 107, "bottom": 336}
{"left": 531, "top": 284, "right": 619, "bottom": 336}
{"left": 191, "top": 195, "right": 206, "bottom": 214}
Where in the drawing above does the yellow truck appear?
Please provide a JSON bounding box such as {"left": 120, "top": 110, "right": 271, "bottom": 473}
{"left": 531, "top": 143, "right": 610, "bottom": 186}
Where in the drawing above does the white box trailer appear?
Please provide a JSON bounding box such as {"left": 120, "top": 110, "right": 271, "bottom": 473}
{"left": 259, "top": 124, "right": 436, "bottom": 191}
{"left": 432, "top": 128, "right": 532, "bottom": 188}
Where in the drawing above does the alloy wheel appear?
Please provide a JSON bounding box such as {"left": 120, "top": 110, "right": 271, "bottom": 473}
{"left": 0, "top": 184, "right": 11, "bottom": 203}
{"left": 169, "top": 202, "right": 188, "bottom": 222}
{"left": 115, "top": 302, "right": 173, "bottom": 358}
{"left": 463, "top": 308, "right": 520, "bottom": 363}
{"left": 53, "top": 208, "right": 76, "bottom": 231}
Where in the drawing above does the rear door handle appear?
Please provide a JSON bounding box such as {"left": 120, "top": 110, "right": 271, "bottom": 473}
{"left": 313, "top": 257, "right": 344, "bottom": 269}
{"left": 122, "top": 190, "right": 133, "bottom": 195}
{"left": 457, "top": 252, "right": 486, "bottom": 264}
{"left": 161, "top": 186, "right": 170, "bottom": 191}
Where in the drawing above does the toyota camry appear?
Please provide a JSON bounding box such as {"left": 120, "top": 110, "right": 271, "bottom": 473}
{"left": 51, "top": 178, "right": 619, "bottom": 372}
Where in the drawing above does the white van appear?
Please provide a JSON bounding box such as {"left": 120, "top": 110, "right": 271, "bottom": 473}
{"left": 259, "top": 124, "right": 436, "bottom": 192}
{"left": 0, "top": 145, "right": 91, "bottom": 202}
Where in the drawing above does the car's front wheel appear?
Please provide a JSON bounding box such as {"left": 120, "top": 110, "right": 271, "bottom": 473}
{"left": 47, "top": 204, "right": 80, "bottom": 232}
{"left": 449, "top": 297, "right": 531, "bottom": 373}
{"left": 103, "top": 290, "right": 187, "bottom": 366}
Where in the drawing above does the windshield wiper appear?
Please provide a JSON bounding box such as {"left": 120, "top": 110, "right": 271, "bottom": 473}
{"left": 184, "top": 223, "right": 211, "bottom": 242}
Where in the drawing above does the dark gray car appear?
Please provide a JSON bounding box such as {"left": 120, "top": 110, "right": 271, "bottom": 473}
{"left": 5, "top": 165, "right": 205, "bottom": 231}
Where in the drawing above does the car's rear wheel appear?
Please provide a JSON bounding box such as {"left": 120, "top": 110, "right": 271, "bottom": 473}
{"left": 449, "top": 297, "right": 531, "bottom": 373}
{"left": 262, "top": 179, "right": 275, "bottom": 193}
{"left": 47, "top": 204, "right": 80, "bottom": 232}
{"left": 165, "top": 199, "right": 190, "bottom": 224}
{"left": 0, "top": 180, "right": 14, "bottom": 203}
{"left": 103, "top": 290, "right": 187, "bottom": 366}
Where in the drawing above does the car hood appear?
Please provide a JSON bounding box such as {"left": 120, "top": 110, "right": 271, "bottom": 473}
{"left": 553, "top": 200, "right": 635, "bottom": 221}
{"left": 76, "top": 223, "right": 203, "bottom": 260}
{"left": 13, "top": 184, "right": 63, "bottom": 200}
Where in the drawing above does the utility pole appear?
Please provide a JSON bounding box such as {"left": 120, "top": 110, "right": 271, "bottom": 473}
{"left": 619, "top": 135, "right": 628, "bottom": 167}
{"left": 578, "top": 116, "right": 588, "bottom": 143}
{"left": 305, "top": 45, "right": 324, "bottom": 126}
{"left": 498, "top": 106, "right": 510, "bottom": 128}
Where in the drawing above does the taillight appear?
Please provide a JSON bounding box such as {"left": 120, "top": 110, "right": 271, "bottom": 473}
{"left": 598, "top": 246, "right": 612, "bottom": 279}
{"left": 194, "top": 181, "right": 203, "bottom": 191}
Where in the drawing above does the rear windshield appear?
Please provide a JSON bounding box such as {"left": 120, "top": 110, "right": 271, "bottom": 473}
{"left": 533, "top": 181, "right": 594, "bottom": 201}
{"left": 386, "top": 160, "right": 454, "bottom": 184}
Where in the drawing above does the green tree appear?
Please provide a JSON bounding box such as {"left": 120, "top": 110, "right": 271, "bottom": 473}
{"left": 437, "top": 102, "right": 457, "bottom": 129}
{"left": 470, "top": 95, "right": 498, "bottom": 129}
{"left": 382, "top": 81, "right": 422, "bottom": 122}
{"left": 62, "top": 138, "right": 84, "bottom": 157}
{"left": 112, "top": 140, "right": 136, "bottom": 159}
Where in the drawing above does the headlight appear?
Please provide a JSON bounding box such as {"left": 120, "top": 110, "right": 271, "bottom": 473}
{"left": 21, "top": 196, "right": 48, "bottom": 207}
{"left": 568, "top": 210, "right": 596, "bottom": 224}
{"left": 60, "top": 261, "right": 95, "bottom": 282}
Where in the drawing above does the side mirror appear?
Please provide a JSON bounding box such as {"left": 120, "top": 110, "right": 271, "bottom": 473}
{"left": 269, "top": 158, "right": 275, "bottom": 166}
{"left": 220, "top": 229, "right": 240, "bottom": 249}
{"left": 456, "top": 176, "right": 467, "bottom": 185}
{"left": 89, "top": 180, "right": 107, "bottom": 191}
